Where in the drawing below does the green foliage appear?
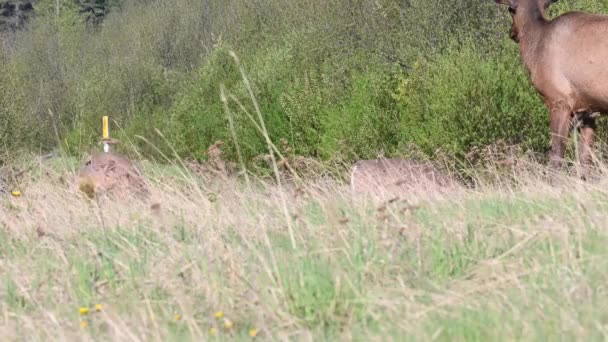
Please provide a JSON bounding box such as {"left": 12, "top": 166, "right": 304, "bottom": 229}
{"left": 395, "top": 42, "right": 548, "bottom": 158}
{"left": 163, "top": 45, "right": 404, "bottom": 164}
{"left": 1, "top": 0, "right": 607, "bottom": 168}
{"left": 318, "top": 66, "right": 402, "bottom": 160}
{"left": 162, "top": 47, "right": 242, "bottom": 161}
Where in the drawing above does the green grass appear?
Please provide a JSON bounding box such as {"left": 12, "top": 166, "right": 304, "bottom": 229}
{"left": 1, "top": 155, "right": 608, "bottom": 340}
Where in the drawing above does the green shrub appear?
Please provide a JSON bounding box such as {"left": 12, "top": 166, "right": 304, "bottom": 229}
{"left": 395, "top": 41, "right": 549, "bottom": 159}
{"left": 318, "top": 66, "right": 401, "bottom": 161}
{"left": 2, "top": 0, "right": 607, "bottom": 169}
{"left": 160, "top": 43, "right": 402, "bottom": 164}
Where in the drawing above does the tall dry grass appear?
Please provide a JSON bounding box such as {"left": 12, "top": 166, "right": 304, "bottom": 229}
{"left": 1, "top": 152, "right": 608, "bottom": 340}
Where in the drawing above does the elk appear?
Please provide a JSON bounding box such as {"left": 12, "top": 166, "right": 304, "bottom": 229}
{"left": 76, "top": 152, "right": 149, "bottom": 199}
{"left": 494, "top": 0, "right": 608, "bottom": 170}
{"left": 350, "top": 158, "right": 455, "bottom": 196}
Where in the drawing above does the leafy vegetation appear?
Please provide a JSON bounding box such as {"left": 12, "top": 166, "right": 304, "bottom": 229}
{"left": 0, "top": 0, "right": 607, "bottom": 166}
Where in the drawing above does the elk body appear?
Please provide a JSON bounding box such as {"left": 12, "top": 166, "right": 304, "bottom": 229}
{"left": 495, "top": 0, "right": 608, "bottom": 169}
{"left": 76, "top": 152, "right": 149, "bottom": 199}
{"left": 350, "top": 158, "right": 455, "bottom": 196}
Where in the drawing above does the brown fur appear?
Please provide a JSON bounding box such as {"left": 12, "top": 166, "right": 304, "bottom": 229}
{"left": 76, "top": 152, "right": 148, "bottom": 199}
{"left": 495, "top": 0, "right": 608, "bottom": 169}
{"left": 350, "top": 158, "right": 455, "bottom": 196}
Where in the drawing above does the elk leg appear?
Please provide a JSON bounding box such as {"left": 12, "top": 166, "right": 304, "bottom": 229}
{"left": 549, "top": 108, "right": 571, "bottom": 169}
{"left": 576, "top": 113, "right": 596, "bottom": 166}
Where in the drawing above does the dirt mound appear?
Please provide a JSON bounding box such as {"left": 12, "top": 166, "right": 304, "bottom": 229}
{"left": 350, "top": 158, "right": 456, "bottom": 196}
{"left": 76, "top": 152, "right": 148, "bottom": 199}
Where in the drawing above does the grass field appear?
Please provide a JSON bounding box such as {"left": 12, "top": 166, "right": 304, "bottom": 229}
{"left": 2, "top": 1, "right": 608, "bottom": 340}
{"left": 1, "top": 155, "right": 608, "bottom": 341}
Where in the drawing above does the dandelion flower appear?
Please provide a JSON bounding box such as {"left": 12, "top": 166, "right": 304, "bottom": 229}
{"left": 11, "top": 190, "right": 21, "bottom": 197}
{"left": 80, "top": 320, "right": 88, "bottom": 328}
{"left": 223, "top": 319, "right": 233, "bottom": 329}
{"left": 79, "top": 307, "right": 90, "bottom": 315}
{"left": 249, "top": 329, "right": 258, "bottom": 337}
{"left": 94, "top": 304, "right": 102, "bottom": 312}
{"left": 214, "top": 311, "right": 224, "bottom": 319}
{"left": 174, "top": 314, "right": 182, "bottom": 321}
{"left": 209, "top": 327, "right": 217, "bottom": 336}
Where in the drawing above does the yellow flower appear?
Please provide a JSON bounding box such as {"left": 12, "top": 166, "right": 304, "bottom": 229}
{"left": 214, "top": 311, "right": 224, "bottom": 319}
{"left": 209, "top": 327, "right": 217, "bottom": 336}
{"left": 223, "top": 319, "right": 233, "bottom": 329}
{"left": 174, "top": 314, "right": 182, "bottom": 321}
{"left": 249, "top": 329, "right": 258, "bottom": 337}
{"left": 11, "top": 190, "right": 21, "bottom": 197}
{"left": 79, "top": 307, "right": 90, "bottom": 315}
{"left": 94, "top": 304, "right": 102, "bottom": 312}
{"left": 80, "top": 320, "right": 88, "bottom": 328}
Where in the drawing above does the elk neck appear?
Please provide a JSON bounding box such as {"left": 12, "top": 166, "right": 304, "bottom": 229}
{"left": 515, "top": 3, "right": 549, "bottom": 71}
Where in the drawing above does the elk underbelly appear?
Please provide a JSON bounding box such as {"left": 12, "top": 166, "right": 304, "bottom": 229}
{"left": 574, "top": 82, "right": 608, "bottom": 113}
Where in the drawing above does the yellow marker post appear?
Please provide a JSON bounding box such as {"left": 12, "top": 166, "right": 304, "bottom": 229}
{"left": 102, "top": 116, "right": 110, "bottom": 153}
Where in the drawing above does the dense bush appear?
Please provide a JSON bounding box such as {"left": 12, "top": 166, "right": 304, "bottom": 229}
{"left": 395, "top": 42, "right": 548, "bottom": 158}
{"left": 0, "top": 0, "right": 606, "bottom": 167}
